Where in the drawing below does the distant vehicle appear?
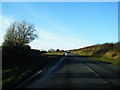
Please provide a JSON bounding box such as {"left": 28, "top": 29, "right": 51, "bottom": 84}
{"left": 65, "top": 51, "right": 71, "bottom": 56}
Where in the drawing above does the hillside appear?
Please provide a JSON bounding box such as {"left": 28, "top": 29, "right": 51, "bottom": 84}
{"left": 70, "top": 42, "right": 120, "bottom": 66}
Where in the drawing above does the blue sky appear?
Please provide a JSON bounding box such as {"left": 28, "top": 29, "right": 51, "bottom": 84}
{"left": 1, "top": 2, "right": 118, "bottom": 50}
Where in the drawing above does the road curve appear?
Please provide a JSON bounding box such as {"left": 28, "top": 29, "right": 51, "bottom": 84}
{"left": 22, "top": 56, "right": 120, "bottom": 88}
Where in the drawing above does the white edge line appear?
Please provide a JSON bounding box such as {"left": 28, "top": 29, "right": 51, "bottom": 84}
{"left": 16, "top": 70, "right": 43, "bottom": 88}
{"left": 16, "top": 57, "right": 64, "bottom": 88}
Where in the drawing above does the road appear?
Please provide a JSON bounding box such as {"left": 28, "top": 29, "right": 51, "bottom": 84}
{"left": 22, "top": 56, "right": 120, "bottom": 88}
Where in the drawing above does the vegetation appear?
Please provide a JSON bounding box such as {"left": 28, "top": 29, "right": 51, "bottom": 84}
{"left": 45, "top": 52, "right": 65, "bottom": 56}
{"left": 45, "top": 49, "right": 65, "bottom": 55}
{"left": 2, "top": 21, "right": 37, "bottom": 52}
{"left": 2, "top": 20, "right": 120, "bottom": 88}
{"left": 2, "top": 53, "right": 61, "bottom": 88}
{"left": 70, "top": 42, "right": 120, "bottom": 66}
{"left": 2, "top": 21, "right": 61, "bottom": 88}
{"left": 48, "top": 49, "right": 56, "bottom": 53}
{"left": 89, "top": 57, "right": 119, "bottom": 66}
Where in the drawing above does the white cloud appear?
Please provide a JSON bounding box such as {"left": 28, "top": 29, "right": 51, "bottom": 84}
{"left": 0, "top": 15, "right": 15, "bottom": 45}
{"left": 0, "top": 16, "right": 93, "bottom": 50}
{"left": 29, "top": 29, "right": 93, "bottom": 50}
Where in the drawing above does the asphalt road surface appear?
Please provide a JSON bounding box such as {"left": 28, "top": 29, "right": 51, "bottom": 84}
{"left": 22, "top": 56, "right": 120, "bottom": 88}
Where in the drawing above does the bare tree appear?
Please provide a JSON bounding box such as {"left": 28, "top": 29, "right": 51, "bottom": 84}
{"left": 2, "top": 21, "right": 37, "bottom": 50}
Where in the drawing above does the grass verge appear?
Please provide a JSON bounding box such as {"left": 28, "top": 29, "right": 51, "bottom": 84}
{"left": 44, "top": 52, "right": 64, "bottom": 55}
{"left": 89, "top": 57, "right": 120, "bottom": 67}
{"left": 2, "top": 53, "right": 61, "bottom": 88}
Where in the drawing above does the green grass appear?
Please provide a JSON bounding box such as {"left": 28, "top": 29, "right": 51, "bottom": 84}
{"left": 44, "top": 52, "right": 64, "bottom": 55}
{"left": 89, "top": 57, "right": 120, "bottom": 67}
{"left": 2, "top": 54, "right": 61, "bottom": 88}
{"left": 2, "top": 69, "right": 12, "bottom": 74}
{"left": 2, "top": 68, "right": 29, "bottom": 86}
{"left": 71, "top": 51, "right": 92, "bottom": 56}
{"left": 2, "top": 63, "right": 40, "bottom": 87}
{"left": 3, "top": 76, "right": 15, "bottom": 85}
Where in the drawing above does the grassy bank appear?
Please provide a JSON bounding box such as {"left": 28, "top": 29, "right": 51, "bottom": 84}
{"left": 44, "top": 52, "right": 65, "bottom": 55}
{"left": 2, "top": 50, "right": 61, "bottom": 88}
{"left": 70, "top": 42, "right": 120, "bottom": 67}
{"left": 89, "top": 57, "right": 119, "bottom": 67}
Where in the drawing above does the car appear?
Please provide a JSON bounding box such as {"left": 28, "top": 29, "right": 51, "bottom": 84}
{"left": 65, "top": 51, "right": 71, "bottom": 56}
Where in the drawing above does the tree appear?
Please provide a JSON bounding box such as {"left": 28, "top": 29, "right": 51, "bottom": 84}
{"left": 48, "top": 49, "right": 55, "bottom": 53}
{"left": 56, "top": 49, "right": 60, "bottom": 52}
{"left": 2, "top": 21, "right": 37, "bottom": 50}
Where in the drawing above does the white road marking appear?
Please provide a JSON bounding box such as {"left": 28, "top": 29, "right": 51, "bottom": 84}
{"left": 16, "top": 70, "right": 43, "bottom": 88}
{"left": 37, "top": 70, "right": 43, "bottom": 74}
{"left": 17, "top": 58, "right": 65, "bottom": 88}
{"left": 84, "top": 65, "right": 100, "bottom": 77}
{"left": 25, "top": 58, "right": 64, "bottom": 88}
{"left": 81, "top": 60, "right": 114, "bottom": 88}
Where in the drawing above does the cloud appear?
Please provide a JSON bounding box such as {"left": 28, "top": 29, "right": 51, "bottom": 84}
{"left": 0, "top": 16, "right": 93, "bottom": 50}
{"left": 0, "top": 15, "right": 93, "bottom": 50}
{"left": 0, "top": 15, "right": 15, "bottom": 45}
{"left": 29, "top": 29, "right": 93, "bottom": 50}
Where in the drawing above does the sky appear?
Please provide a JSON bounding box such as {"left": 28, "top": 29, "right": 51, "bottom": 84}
{"left": 0, "top": 2, "right": 118, "bottom": 50}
